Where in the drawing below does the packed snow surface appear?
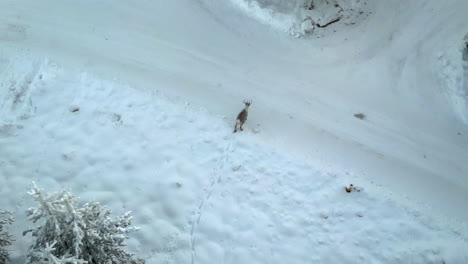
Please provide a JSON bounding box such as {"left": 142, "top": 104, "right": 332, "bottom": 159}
{"left": 1, "top": 0, "right": 468, "bottom": 263}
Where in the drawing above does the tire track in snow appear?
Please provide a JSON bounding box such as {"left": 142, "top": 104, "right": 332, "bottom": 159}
{"left": 189, "top": 134, "right": 235, "bottom": 264}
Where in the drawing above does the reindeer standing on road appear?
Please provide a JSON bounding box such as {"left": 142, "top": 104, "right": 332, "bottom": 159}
{"left": 234, "top": 100, "right": 252, "bottom": 133}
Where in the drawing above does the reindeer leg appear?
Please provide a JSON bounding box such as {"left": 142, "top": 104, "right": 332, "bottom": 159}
{"left": 234, "top": 120, "right": 239, "bottom": 133}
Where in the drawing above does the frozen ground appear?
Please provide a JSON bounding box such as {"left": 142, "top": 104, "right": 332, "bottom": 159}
{"left": 1, "top": 0, "right": 468, "bottom": 263}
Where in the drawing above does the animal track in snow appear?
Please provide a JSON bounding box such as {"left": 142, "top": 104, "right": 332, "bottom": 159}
{"left": 189, "top": 136, "right": 235, "bottom": 264}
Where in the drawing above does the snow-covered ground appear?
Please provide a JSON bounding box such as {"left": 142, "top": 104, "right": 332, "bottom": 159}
{"left": 1, "top": 0, "right": 467, "bottom": 263}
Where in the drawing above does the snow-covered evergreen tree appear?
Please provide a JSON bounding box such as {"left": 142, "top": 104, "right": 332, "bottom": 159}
{"left": 0, "top": 210, "right": 15, "bottom": 263}
{"left": 24, "top": 183, "right": 145, "bottom": 264}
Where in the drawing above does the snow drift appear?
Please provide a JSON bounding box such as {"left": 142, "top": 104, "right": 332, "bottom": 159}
{"left": 437, "top": 32, "right": 468, "bottom": 123}
{"left": 228, "top": 0, "right": 372, "bottom": 37}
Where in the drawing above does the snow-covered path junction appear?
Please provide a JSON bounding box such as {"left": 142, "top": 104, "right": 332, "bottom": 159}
{"left": 1, "top": 0, "right": 467, "bottom": 263}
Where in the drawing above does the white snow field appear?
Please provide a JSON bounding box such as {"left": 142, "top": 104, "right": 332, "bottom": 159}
{"left": 0, "top": 0, "right": 467, "bottom": 263}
